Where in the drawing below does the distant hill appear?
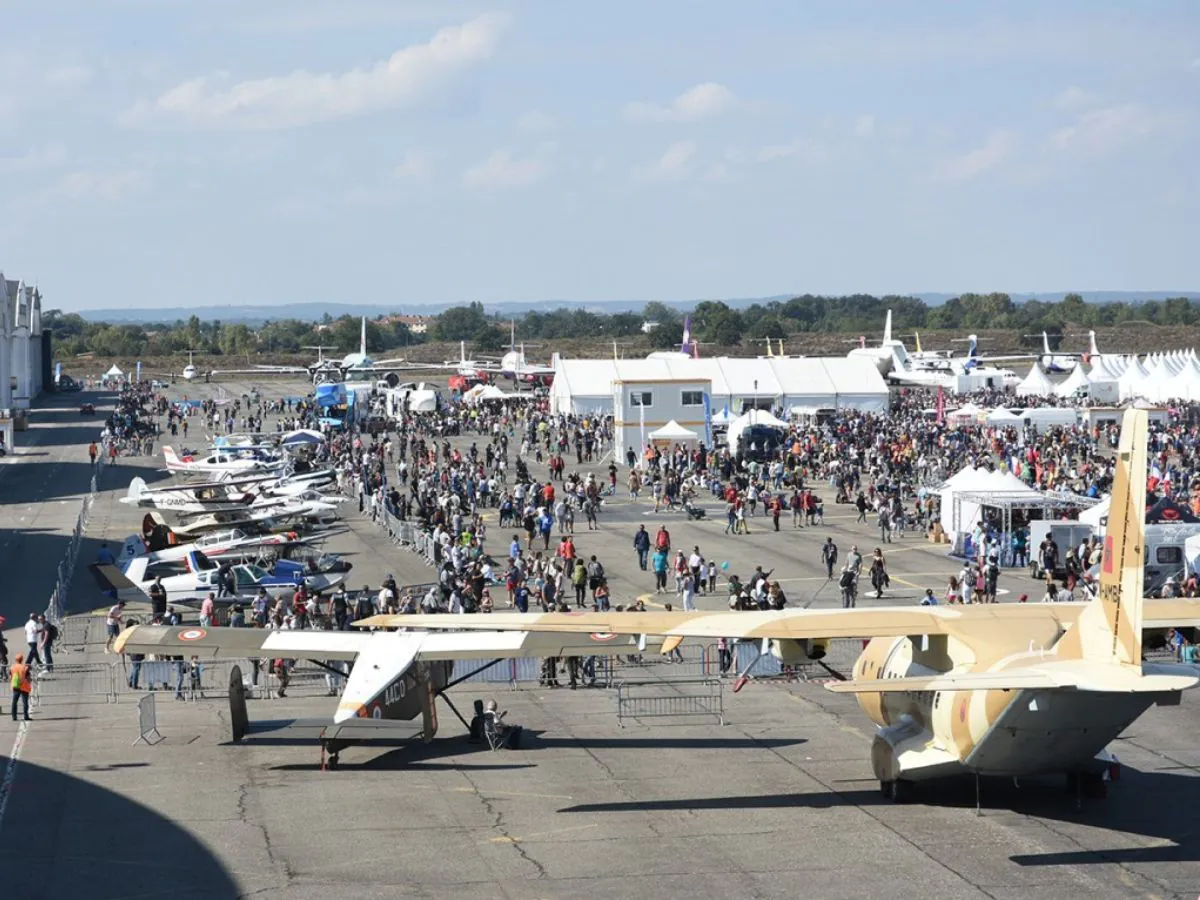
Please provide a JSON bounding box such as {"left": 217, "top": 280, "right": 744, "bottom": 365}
{"left": 75, "top": 292, "right": 1200, "bottom": 324}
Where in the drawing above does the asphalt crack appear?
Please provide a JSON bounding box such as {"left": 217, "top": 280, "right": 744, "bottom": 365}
{"left": 456, "top": 769, "right": 548, "bottom": 879}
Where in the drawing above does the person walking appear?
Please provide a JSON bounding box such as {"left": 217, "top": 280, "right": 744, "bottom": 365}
{"left": 10, "top": 654, "right": 32, "bottom": 721}
{"left": 24, "top": 613, "right": 41, "bottom": 669}
{"left": 37, "top": 615, "right": 56, "bottom": 673}
{"left": 821, "top": 538, "right": 838, "bottom": 579}
{"left": 632, "top": 525, "right": 650, "bottom": 571}
{"left": 839, "top": 565, "right": 858, "bottom": 609}
{"left": 869, "top": 548, "right": 889, "bottom": 599}
{"left": 681, "top": 572, "right": 697, "bottom": 612}
{"left": 877, "top": 506, "right": 892, "bottom": 544}
{"left": 652, "top": 546, "right": 669, "bottom": 594}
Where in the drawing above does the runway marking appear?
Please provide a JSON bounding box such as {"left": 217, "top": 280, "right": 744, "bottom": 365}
{"left": 0, "top": 721, "right": 29, "bottom": 836}
{"left": 451, "top": 787, "right": 574, "bottom": 800}
{"left": 486, "top": 823, "right": 599, "bottom": 844}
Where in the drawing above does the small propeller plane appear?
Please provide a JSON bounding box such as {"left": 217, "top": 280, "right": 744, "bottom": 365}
{"left": 384, "top": 409, "right": 1200, "bottom": 804}
{"left": 114, "top": 622, "right": 663, "bottom": 767}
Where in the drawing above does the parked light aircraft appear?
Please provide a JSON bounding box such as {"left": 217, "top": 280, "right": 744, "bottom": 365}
{"left": 119, "top": 528, "right": 308, "bottom": 566}
{"left": 163, "top": 445, "right": 287, "bottom": 479}
{"left": 387, "top": 410, "right": 1200, "bottom": 803}
{"left": 113, "top": 624, "right": 665, "bottom": 766}
{"left": 97, "top": 549, "right": 346, "bottom": 605}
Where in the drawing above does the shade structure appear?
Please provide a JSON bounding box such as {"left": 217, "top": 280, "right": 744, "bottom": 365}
{"left": 1054, "top": 364, "right": 1090, "bottom": 397}
{"left": 648, "top": 419, "right": 699, "bottom": 441}
{"left": 1015, "top": 364, "right": 1055, "bottom": 397}
{"left": 104, "top": 364, "right": 124, "bottom": 377}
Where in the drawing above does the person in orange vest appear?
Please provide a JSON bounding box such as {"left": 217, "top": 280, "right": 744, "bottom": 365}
{"left": 88, "top": 441, "right": 98, "bottom": 466}
{"left": 10, "top": 653, "right": 31, "bottom": 721}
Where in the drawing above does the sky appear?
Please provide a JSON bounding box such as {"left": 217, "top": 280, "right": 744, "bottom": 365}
{"left": 1, "top": 0, "right": 1198, "bottom": 312}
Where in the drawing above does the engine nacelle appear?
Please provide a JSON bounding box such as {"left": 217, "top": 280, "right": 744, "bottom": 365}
{"left": 769, "top": 638, "right": 829, "bottom": 663}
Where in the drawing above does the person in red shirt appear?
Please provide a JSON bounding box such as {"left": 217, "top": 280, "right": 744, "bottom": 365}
{"left": 542, "top": 482, "right": 555, "bottom": 505}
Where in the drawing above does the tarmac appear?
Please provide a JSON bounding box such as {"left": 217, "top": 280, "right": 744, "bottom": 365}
{"left": 2, "top": 377, "right": 1200, "bottom": 899}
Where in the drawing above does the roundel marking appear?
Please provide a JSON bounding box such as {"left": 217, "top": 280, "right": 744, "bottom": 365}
{"left": 589, "top": 632, "right": 619, "bottom": 642}
{"left": 178, "top": 628, "right": 208, "bottom": 642}
{"left": 372, "top": 704, "right": 383, "bottom": 719}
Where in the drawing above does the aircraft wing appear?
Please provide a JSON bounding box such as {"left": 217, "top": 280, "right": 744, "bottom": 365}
{"left": 371, "top": 599, "right": 1200, "bottom": 642}
{"left": 362, "top": 606, "right": 1070, "bottom": 640}
{"left": 113, "top": 624, "right": 662, "bottom": 663}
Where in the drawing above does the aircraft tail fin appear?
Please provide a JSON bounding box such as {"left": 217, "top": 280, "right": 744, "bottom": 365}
{"left": 890, "top": 344, "right": 910, "bottom": 371}
{"left": 914, "top": 331, "right": 923, "bottom": 354}
{"left": 1089, "top": 330, "right": 1100, "bottom": 358}
{"left": 1061, "top": 408, "right": 1148, "bottom": 667}
{"left": 1043, "top": 331, "right": 1052, "bottom": 356}
{"left": 162, "top": 446, "right": 179, "bottom": 468}
{"left": 123, "top": 476, "right": 147, "bottom": 505}
{"left": 360, "top": 316, "right": 367, "bottom": 359}
{"left": 882, "top": 309, "right": 892, "bottom": 345}
{"left": 91, "top": 563, "right": 143, "bottom": 602}
{"left": 967, "top": 334, "right": 978, "bottom": 359}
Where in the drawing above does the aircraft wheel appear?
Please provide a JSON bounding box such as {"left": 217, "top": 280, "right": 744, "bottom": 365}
{"left": 881, "top": 779, "right": 914, "bottom": 803}
{"left": 327, "top": 753, "right": 339, "bottom": 771}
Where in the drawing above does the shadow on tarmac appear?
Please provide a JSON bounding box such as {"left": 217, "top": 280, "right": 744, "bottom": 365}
{"left": 0, "top": 754, "right": 240, "bottom": 898}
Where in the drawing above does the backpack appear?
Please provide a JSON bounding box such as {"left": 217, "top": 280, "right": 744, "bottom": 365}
{"left": 45, "top": 622, "right": 60, "bottom": 644}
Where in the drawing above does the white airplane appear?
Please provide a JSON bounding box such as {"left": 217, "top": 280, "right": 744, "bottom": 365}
{"left": 887, "top": 336, "right": 1019, "bottom": 390}
{"left": 847, "top": 310, "right": 908, "bottom": 374}
{"left": 119, "top": 474, "right": 275, "bottom": 513}
{"left": 163, "top": 445, "right": 287, "bottom": 479}
{"left": 98, "top": 550, "right": 347, "bottom": 606}
{"left": 119, "top": 528, "right": 309, "bottom": 566}
{"left": 114, "top": 622, "right": 666, "bottom": 767}
{"left": 144, "top": 350, "right": 211, "bottom": 383}
{"left": 391, "top": 409, "right": 1200, "bottom": 804}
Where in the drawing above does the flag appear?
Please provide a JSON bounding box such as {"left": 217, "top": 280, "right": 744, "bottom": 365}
{"left": 936, "top": 386, "right": 945, "bottom": 425}
{"left": 702, "top": 392, "right": 713, "bottom": 447}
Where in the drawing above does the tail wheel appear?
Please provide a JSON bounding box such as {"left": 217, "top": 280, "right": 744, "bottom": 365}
{"left": 881, "top": 779, "right": 914, "bottom": 803}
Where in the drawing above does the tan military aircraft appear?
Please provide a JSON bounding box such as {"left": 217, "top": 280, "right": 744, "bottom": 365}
{"left": 114, "top": 624, "right": 662, "bottom": 768}
{"left": 373, "top": 409, "right": 1200, "bottom": 802}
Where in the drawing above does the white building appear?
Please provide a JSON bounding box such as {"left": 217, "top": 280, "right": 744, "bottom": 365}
{"left": 1, "top": 275, "right": 44, "bottom": 411}
{"left": 613, "top": 376, "right": 713, "bottom": 463}
{"left": 551, "top": 355, "right": 889, "bottom": 417}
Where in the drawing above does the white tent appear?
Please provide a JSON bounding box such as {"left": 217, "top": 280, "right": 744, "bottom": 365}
{"left": 947, "top": 403, "right": 983, "bottom": 426}
{"left": 551, "top": 355, "right": 888, "bottom": 415}
{"left": 986, "top": 407, "right": 1023, "bottom": 425}
{"left": 1118, "top": 358, "right": 1149, "bottom": 400}
{"left": 1015, "top": 364, "right": 1055, "bottom": 398}
{"left": 1079, "top": 494, "right": 1110, "bottom": 529}
{"left": 1054, "top": 364, "right": 1090, "bottom": 398}
{"left": 726, "top": 409, "right": 788, "bottom": 451}
{"left": 939, "top": 465, "right": 1040, "bottom": 538}
{"left": 104, "top": 364, "right": 124, "bottom": 378}
{"left": 649, "top": 420, "right": 699, "bottom": 442}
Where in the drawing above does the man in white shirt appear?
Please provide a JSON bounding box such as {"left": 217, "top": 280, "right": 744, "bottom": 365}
{"left": 105, "top": 601, "right": 126, "bottom": 653}
{"left": 25, "top": 613, "right": 42, "bottom": 667}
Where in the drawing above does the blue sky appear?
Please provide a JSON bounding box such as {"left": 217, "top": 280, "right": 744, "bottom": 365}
{"left": 1, "top": 0, "right": 1198, "bottom": 312}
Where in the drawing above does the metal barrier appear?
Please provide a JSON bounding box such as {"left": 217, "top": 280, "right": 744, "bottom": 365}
{"left": 615, "top": 679, "right": 724, "bottom": 727}
{"left": 43, "top": 454, "right": 107, "bottom": 627}
{"left": 133, "top": 694, "right": 163, "bottom": 746}
{"left": 31, "top": 663, "right": 119, "bottom": 706}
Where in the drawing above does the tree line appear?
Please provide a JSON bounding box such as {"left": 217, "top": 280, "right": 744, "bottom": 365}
{"left": 44, "top": 292, "right": 1200, "bottom": 358}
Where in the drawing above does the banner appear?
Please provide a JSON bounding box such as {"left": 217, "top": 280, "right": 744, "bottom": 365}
{"left": 702, "top": 392, "right": 713, "bottom": 448}
{"left": 136, "top": 361, "right": 142, "bottom": 383}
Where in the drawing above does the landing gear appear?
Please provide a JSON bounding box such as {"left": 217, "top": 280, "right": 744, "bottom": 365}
{"left": 1066, "top": 771, "right": 1107, "bottom": 807}
{"left": 327, "top": 752, "right": 340, "bottom": 771}
{"left": 880, "top": 779, "right": 914, "bottom": 803}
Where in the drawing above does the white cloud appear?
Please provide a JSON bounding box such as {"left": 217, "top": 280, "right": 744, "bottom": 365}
{"left": 393, "top": 150, "right": 431, "bottom": 180}
{"left": 0, "top": 144, "right": 67, "bottom": 171}
{"left": 626, "top": 83, "right": 736, "bottom": 123}
{"left": 1054, "top": 86, "right": 1095, "bottom": 110}
{"left": 853, "top": 114, "right": 876, "bottom": 137}
{"left": 123, "top": 15, "right": 505, "bottom": 130}
{"left": 1049, "top": 104, "right": 1162, "bottom": 154}
{"left": 516, "top": 110, "right": 554, "bottom": 133}
{"left": 646, "top": 140, "right": 697, "bottom": 179}
{"left": 936, "top": 130, "right": 1018, "bottom": 183}
{"left": 53, "top": 170, "right": 143, "bottom": 201}
{"left": 462, "top": 151, "right": 543, "bottom": 189}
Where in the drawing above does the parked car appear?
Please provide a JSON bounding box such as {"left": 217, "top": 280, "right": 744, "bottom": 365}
{"left": 80, "top": 402, "right": 96, "bottom": 415}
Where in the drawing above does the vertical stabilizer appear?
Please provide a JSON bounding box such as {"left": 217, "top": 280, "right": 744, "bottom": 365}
{"left": 1043, "top": 331, "right": 1052, "bottom": 356}
{"left": 1089, "top": 330, "right": 1100, "bottom": 358}
{"left": 967, "top": 334, "right": 978, "bottom": 359}
{"left": 360, "top": 317, "right": 367, "bottom": 359}
{"left": 1064, "top": 408, "right": 1147, "bottom": 666}
{"left": 882, "top": 309, "right": 892, "bottom": 345}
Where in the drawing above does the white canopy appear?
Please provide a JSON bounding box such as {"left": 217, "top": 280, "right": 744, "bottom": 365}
{"left": 104, "top": 364, "right": 124, "bottom": 377}
{"left": 939, "top": 465, "right": 1041, "bottom": 537}
{"left": 1015, "top": 364, "right": 1054, "bottom": 398}
{"left": 1079, "top": 494, "right": 1110, "bottom": 529}
{"left": 649, "top": 420, "right": 699, "bottom": 441}
{"left": 986, "top": 407, "right": 1023, "bottom": 425}
{"left": 726, "top": 409, "right": 788, "bottom": 451}
{"left": 1054, "top": 364, "right": 1090, "bottom": 398}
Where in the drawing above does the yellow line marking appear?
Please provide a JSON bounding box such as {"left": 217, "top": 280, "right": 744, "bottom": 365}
{"left": 486, "top": 823, "right": 599, "bottom": 844}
